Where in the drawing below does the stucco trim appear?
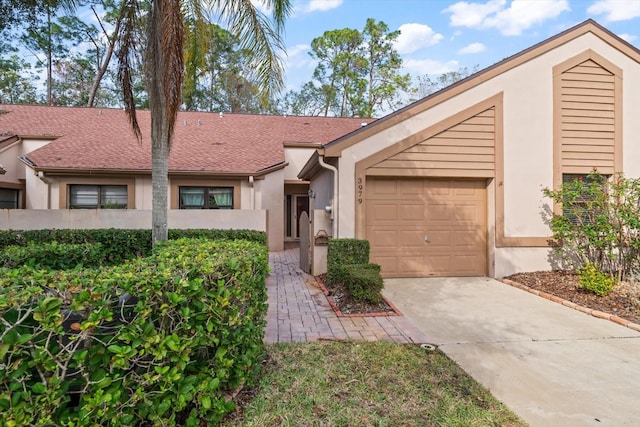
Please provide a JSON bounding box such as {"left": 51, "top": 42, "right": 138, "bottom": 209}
{"left": 324, "top": 20, "right": 640, "bottom": 158}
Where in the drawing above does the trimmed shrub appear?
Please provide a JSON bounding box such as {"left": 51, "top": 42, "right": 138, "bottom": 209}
{"left": 578, "top": 262, "right": 616, "bottom": 296}
{"left": 327, "top": 238, "right": 371, "bottom": 285}
{"left": 0, "top": 228, "right": 267, "bottom": 264}
{"left": 341, "top": 263, "right": 384, "bottom": 304}
{"left": 327, "top": 239, "right": 384, "bottom": 304}
{"left": 0, "top": 238, "right": 269, "bottom": 426}
{"left": 0, "top": 241, "right": 108, "bottom": 269}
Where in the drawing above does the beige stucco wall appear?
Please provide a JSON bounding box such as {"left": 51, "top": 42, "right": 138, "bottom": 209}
{"left": 335, "top": 32, "right": 640, "bottom": 276}
{"left": 311, "top": 209, "right": 331, "bottom": 275}
{"left": 255, "top": 168, "right": 285, "bottom": 251}
{"left": 13, "top": 164, "right": 284, "bottom": 250}
{"left": 0, "top": 208, "right": 267, "bottom": 233}
{"left": 284, "top": 147, "right": 317, "bottom": 182}
{"left": 0, "top": 143, "right": 26, "bottom": 184}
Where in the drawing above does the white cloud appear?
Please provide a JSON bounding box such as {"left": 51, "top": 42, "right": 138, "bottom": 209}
{"left": 285, "top": 44, "right": 314, "bottom": 68}
{"left": 394, "top": 23, "right": 444, "bottom": 55}
{"left": 618, "top": 33, "right": 638, "bottom": 43}
{"left": 443, "top": 0, "right": 570, "bottom": 36}
{"left": 588, "top": 0, "right": 640, "bottom": 22}
{"left": 458, "top": 42, "right": 486, "bottom": 54}
{"left": 304, "top": 0, "right": 343, "bottom": 12}
{"left": 403, "top": 58, "right": 461, "bottom": 75}
{"left": 444, "top": 0, "right": 505, "bottom": 27}
{"left": 283, "top": 44, "right": 317, "bottom": 89}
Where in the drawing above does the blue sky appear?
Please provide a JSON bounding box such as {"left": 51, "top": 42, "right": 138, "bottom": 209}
{"left": 269, "top": 0, "right": 640, "bottom": 90}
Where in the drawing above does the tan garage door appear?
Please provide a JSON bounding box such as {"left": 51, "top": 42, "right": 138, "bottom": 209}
{"left": 365, "top": 178, "right": 487, "bottom": 277}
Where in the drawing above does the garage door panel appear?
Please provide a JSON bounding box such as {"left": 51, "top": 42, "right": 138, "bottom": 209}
{"left": 372, "top": 256, "right": 399, "bottom": 274}
{"left": 453, "top": 255, "right": 484, "bottom": 274}
{"left": 398, "top": 256, "right": 431, "bottom": 274}
{"left": 370, "top": 179, "right": 397, "bottom": 196}
{"left": 366, "top": 202, "right": 398, "bottom": 221}
{"left": 398, "top": 230, "right": 427, "bottom": 247}
{"left": 366, "top": 177, "right": 487, "bottom": 277}
{"left": 399, "top": 179, "right": 424, "bottom": 195}
{"left": 368, "top": 229, "right": 397, "bottom": 248}
{"left": 453, "top": 230, "right": 485, "bottom": 247}
{"left": 423, "top": 230, "right": 451, "bottom": 247}
{"left": 421, "top": 255, "right": 453, "bottom": 274}
{"left": 399, "top": 203, "right": 425, "bottom": 220}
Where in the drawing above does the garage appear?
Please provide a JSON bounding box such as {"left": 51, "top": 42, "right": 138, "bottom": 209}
{"left": 365, "top": 177, "right": 487, "bottom": 277}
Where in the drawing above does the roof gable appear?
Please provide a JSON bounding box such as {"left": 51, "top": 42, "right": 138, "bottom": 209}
{"left": 323, "top": 19, "right": 640, "bottom": 157}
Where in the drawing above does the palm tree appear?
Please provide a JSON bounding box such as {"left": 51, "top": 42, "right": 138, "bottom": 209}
{"left": 117, "top": 0, "right": 291, "bottom": 245}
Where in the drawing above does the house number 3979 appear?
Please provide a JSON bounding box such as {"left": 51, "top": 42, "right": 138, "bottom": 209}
{"left": 357, "top": 177, "right": 363, "bottom": 204}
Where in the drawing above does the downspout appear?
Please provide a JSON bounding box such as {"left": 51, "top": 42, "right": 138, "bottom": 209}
{"left": 317, "top": 155, "right": 338, "bottom": 238}
{"left": 248, "top": 176, "right": 255, "bottom": 209}
{"left": 37, "top": 171, "right": 52, "bottom": 209}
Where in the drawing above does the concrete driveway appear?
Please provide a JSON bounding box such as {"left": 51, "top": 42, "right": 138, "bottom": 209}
{"left": 383, "top": 277, "right": 640, "bottom": 427}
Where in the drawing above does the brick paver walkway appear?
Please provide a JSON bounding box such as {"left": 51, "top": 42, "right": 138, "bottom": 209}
{"left": 264, "top": 249, "right": 429, "bottom": 344}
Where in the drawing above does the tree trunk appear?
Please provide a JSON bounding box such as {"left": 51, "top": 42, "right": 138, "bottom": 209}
{"left": 47, "top": 6, "right": 53, "bottom": 106}
{"left": 88, "top": 5, "right": 122, "bottom": 107}
{"left": 151, "top": 132, "right": 169, "bottom": 246}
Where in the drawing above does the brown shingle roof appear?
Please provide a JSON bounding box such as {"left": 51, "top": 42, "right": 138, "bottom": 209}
{"left": 0, "top": 104, "right": 374, "bottom": 174}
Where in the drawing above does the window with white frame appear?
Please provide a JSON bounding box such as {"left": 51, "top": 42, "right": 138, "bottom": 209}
{"left": 179, "top": 187, "right": 233, "bottom": 209}
{"left": 69, "top": 185, "right": 128, "bottom": 209}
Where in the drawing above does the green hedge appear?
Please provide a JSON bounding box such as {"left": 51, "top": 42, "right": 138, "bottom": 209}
{"left": 337, "top": 263, "right": 384, "bottom": 304}
{"left": 0, "top": 238, "right": 269, "bottom": 426}
{"left": 327, "top": 238, "right": 371, "bottom": 285}
{"left": 326, "top": 238, "right": 384, "bottom": 304}
{"left": 0, "top": 228, "right": 267, "bottom": 264}
{"left": 0, "top": 242, "right": 109, "bottom": 269}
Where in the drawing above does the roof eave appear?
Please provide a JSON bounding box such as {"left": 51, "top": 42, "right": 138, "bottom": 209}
{"left": 297, "top": 150, "right": 323, "bottom": 180}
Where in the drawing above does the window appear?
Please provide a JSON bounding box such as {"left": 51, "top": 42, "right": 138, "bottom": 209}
{"left": 0, "top": 188, "right": 19, "bottom": 209}
{"left": 69, "top": 185, "right": 128, "bottom": 209}
{"left": 179, "top": 187, "right": 233, "bottom": 209}
{"left": 562, "top": 174, "right": 607, "bottom": 224}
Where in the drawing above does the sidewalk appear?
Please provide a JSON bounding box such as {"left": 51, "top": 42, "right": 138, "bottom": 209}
{"left": 264, "top": 249, "right": 428, "bottom": 344}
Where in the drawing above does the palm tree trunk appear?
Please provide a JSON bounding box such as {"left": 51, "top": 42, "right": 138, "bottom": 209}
{"left": 151, "top": 132, "right": 169, "bottom": 245}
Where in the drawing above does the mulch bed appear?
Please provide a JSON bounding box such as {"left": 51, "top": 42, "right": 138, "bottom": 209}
{"left": 505, "top": 270, "right": 640, "bottom": 325}
{"left": 315, "top": 274, "right": 399, "bottom": 316}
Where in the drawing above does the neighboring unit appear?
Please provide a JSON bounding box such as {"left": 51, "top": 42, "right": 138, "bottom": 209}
{"left": 0, "top": 106, "right": 372, "bottom": 251}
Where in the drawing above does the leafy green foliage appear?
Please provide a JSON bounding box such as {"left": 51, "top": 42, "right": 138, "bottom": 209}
{"left": 327, "top": 239, "right": 384, "bottom": 303}
{"left": 0, "top": 239, "right": 269, "bottom": 425}
{"left": 0, "top": 241, "right": 108, "bottom": 269}
{"left": 543, "top": 172, "right": 640, "bottom": 281}
{"left": 0, "top": 228, "right": 267, "bottom": 263}
{"left": 339, "top": 263, "right": 384, "bottom": 304}
{"left": 327, "top": 238, "right": 371, "bottom": 284}
{"left": 578, "top": 263, "right": 616, "bottom": 296}
{"left": 280, "top": 18, "right": 410, "bottom": 118}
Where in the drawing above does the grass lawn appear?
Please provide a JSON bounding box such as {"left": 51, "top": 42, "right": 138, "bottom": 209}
{"left": 223, "top": 341, "right": 526, "bottom": 426}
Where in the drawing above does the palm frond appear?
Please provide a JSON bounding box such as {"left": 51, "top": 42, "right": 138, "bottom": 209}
{"left": 208, "top": 0, "right": 292, "bottom": 101}
{"left": 116, "top": 0, "right": 142, "bottom": 141}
